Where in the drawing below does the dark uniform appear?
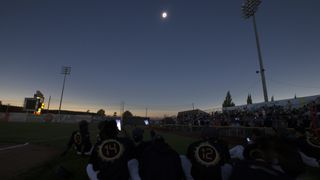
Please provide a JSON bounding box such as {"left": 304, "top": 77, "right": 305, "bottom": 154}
{"left": 241, "top": 137, "right": 305, "bottom": 179}
{"left": 131, "top": 128, "right": 151, "bottom": 160}
{"left": 88, "top": 120, "right": 135, "bottom": 180}
{"left": 138, "top": 137, "right": 184, "bottom": 180}
{"left": 187, "top": 138, "right": 230, "bottom": 180}
{"left": 295, "top": 134, "right": 320, "bottom": 163}
{"left": 89, "top": 137, "right": 134, "bottom": 180}
{"left": 66, "top": 130, "right": 92, "bottom": 154}
{"left": 133, "top": 141, "right": 151, "bottom": 160}
{"left": 64, "top": 121, "right": 92, "bottom": 155}
{"left": 230, "top": 160, "right": 293, "bottom": 180}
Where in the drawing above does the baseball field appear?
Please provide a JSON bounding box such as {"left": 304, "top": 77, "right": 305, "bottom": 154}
{"left": 0, "top": 122, "right": 196, "bottom": 180}
{"left": 0, "top": 122, "right": 319, "bottom": 180}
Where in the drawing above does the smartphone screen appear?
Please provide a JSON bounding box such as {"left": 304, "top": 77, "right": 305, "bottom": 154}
{"left": 116, "top": 119, "right": 121, "bottom": 131}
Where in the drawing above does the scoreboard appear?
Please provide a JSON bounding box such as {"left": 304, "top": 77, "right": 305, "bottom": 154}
{"left": 23, "top": 90, "right": 45, "bottom": 115}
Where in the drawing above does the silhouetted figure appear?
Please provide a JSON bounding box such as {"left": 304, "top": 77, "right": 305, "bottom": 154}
{"left": 96, "top": 120, "right": 107, "bottom": 143}
{"left": 229, "top": 129, "right": 262, "bottom": 160}
{"left": 131, "top": 128, "right": 151, "bottom": 159}
{"left": 150, "top": 129, "right": 156, "bottom": 141}
{"left": 292, "top": 127, "right": 320, "bottom": 168}
{"left": 230, "top": 137, "right": 305, "bottom": 180}
{"left": 138, "top": 135, "right": 184, "bottom": 180}
{"left": 87, "top": 120, "right": 134, "bottom": 180}
{"left": 61, "top": 120, "right": 92, "bottom": 156}
{"left": 186, "top": 128, "right": 231, "bottom": 180}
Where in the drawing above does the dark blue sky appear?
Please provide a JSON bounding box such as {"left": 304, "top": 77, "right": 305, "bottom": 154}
{"left": 1, "top": 0, "right": 319, "bottom": 116}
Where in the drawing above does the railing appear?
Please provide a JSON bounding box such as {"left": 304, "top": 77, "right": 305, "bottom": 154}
{"left": 150, "top": 124, "right": 295, "bottom": 138}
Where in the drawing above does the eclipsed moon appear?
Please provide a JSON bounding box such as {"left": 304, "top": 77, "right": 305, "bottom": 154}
{"left": 162, "top": 12, "right": 168, "bottom": 19}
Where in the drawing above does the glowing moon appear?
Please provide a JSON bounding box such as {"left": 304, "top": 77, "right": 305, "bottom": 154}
{"left": 162, "top": 12, "right": 168, "bottom": 19}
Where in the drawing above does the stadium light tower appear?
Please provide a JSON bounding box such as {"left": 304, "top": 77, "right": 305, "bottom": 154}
{"left": 242, "top": 0, "right": 269, "bottom": 102}
{"left": 58, "top": 66, "right": 71, "bottom": 121}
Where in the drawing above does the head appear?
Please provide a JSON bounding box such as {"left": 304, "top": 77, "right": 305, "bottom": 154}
{"left": 100, "top": 120, "right": 119, "bottom": 140}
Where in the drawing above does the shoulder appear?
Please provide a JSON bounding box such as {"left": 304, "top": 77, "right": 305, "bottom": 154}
{"left": 187, "top": 141, "right": 202, "bottom": 153}
{"left": 117, "top": 137, "right": 134, "bottom": 148}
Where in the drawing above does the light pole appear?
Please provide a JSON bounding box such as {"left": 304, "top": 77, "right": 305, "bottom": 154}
{"left": 242, "top": 0, "right": 269, "bottom": 102}
{"left": 6, "top": 103, "right": 9, "bottom": 113}
{"left": 47, "top": 95, "right": 51, "bottom": 111}
{"left": 58, "top": 66, "right": 71, "bottom": 121}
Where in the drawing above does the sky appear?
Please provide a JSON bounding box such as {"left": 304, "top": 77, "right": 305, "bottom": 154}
{"left": 0, "top": 0, "right": 320, "bottom": 117}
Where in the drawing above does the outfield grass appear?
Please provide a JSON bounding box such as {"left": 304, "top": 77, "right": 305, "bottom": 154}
{"left": 0, "top": 122, "right": 81, "bottom": 148}
{"left": 0, "top": 122, "right": 197, "bottom": 180}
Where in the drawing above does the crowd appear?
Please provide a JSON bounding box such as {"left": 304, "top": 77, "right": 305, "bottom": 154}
{"left": 62, "top": 120, "right": 320, "bottom": 180}
{"left": 212, "top": 99, "right": 320, "bottom": 129}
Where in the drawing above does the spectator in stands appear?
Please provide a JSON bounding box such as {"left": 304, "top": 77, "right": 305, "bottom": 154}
{"left": 86, "top": 120, "right": 134, "bottom": 180}
{"left": 61, "top": 120, "right": 92, "bottom": 156}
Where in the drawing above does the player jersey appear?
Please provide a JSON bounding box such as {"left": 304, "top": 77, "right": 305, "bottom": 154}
{"left": 89, "top": 137, "right": 134, "bottom": 180}
{"left": 186, "top": 138, "right": 230, "bottom": 180}
{"left": 230, "top": 160, "right": 293, "bottom": 180}
{"left": 67, "top": 130, "right": 92, "bottom": 154}
{"left": 243, "top": 137, "right": 305, "bottom": 178}
{"left": 296, "top": 135, "right": 320, "bottom": 161}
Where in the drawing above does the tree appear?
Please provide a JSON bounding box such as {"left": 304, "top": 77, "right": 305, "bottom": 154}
{"left": 247, "top": 94, "right": 253, "bottom": 105}
{"left": 294, "top": 94, "right": 297, "bottom": 99}
{"left": 271, "top": 96, "right": 274, "bottom": 102}
{"left": 122, "top": 110, "right": 133, "bottom": 124}
{"left": 223, "top": 91, "right": 235, "bottom": 107}
{"left": 97, "top": 109, "right": 105, "bottom": 116}
{"left": 163, "top": 117, "right": 176, "bottom": 124}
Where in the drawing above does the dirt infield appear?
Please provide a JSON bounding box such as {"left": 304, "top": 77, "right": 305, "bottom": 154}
{"left": 0, "top": 143, "right": 59, "bottom": 180}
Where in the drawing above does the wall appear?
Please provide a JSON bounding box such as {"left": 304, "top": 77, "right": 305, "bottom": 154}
{"left": 0, "top": 112, "right": 92, "bottom": 123}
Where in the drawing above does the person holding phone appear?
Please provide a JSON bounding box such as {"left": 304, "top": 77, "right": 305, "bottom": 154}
{"left": 87, "top": 120, "right": 134, "bottom": 180}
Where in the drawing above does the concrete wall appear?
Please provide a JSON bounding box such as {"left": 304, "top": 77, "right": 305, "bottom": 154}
{"left": 0, "top": 112, "right": 92, "bottom": 123}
